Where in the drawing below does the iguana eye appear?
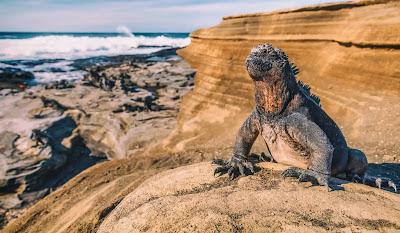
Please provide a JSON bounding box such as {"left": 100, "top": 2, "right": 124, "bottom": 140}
{"left": 270, "top": 54, "right": 279, "bottom": 59}
{"left": 264, "top": 62, "right": 272, "bottom": 71}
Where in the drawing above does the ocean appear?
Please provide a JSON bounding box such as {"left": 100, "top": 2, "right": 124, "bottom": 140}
{"left": 0, "top": 32, "right": 190, "bottom": 83}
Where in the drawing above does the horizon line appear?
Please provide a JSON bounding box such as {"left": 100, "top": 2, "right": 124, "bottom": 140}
{"left": 0, "top": 31, "right": 190, "bottom": 34}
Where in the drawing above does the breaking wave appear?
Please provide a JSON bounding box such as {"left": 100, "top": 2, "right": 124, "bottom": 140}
{"left": 0, "top": 35, "right": 190, "bottom": 60}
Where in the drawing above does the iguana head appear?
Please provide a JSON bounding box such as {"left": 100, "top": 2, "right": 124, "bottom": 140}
{"left": 245, "top": 44, "right": 293, "bottom": 82}
{"left": 246, "top": 44, "right": 299, "bottom": 114}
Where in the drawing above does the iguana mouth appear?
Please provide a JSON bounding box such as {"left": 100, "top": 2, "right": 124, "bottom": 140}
{"left": 245, "top": 44, "right": 288, "bottom": 81}
{"left": 245, "top": 56, "right": 272, "bottom": 80}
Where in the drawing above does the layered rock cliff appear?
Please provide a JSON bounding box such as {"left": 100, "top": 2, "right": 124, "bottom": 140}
{"left": 171, "top": 0, "right": 400, "bottom": 162}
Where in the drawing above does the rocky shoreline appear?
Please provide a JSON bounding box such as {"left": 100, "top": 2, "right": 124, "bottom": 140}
{"left": 0, "top": 49, "right": 195, "bottom": 227}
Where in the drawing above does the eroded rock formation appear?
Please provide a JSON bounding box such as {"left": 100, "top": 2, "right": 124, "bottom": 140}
{"left": 0, "top": 57, "right": 194, "bottom": 227}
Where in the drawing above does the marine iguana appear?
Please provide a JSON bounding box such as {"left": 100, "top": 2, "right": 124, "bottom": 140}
{"left": 213, "top": 44, "right": 397, "bottom": 192}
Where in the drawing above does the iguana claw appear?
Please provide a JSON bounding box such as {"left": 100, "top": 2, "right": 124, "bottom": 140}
{"left": 212, "top": 155, "right": 255, "bottom": 179}
{"left": 388, "top": 180, "right": 397, "bottom": 193}
{"left": 372, "top": 178, "right": 397, "bottom": 193}
{"left": 346, "top": 173, "right": 363, "bottom": 183}
{"left": 258, "top": 152, "right": 275, "bottom": 163}
{"left": 375, "top": 178, "right": 382, "bottom": 189}
{"left": 282, "top": 167, "right": 332, "bottom": 191}
{"left": 212, "top": 159, "right": 227, "bottom": 166}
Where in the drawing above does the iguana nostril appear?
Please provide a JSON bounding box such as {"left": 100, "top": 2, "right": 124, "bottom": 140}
{"left": 265, "top": 62, "right": 272, "bottom": 71}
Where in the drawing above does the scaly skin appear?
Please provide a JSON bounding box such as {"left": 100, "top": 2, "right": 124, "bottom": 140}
{"left": 213, "top": 44, "right": 375, "bottom": 191}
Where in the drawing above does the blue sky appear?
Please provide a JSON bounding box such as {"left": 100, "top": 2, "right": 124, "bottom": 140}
{"left": 0, "top": 0, "right": 344, "bottom": 32}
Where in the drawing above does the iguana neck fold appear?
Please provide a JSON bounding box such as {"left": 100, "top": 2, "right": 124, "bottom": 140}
{"left": 254, "top": 77, "right": 297, "bottom": 115}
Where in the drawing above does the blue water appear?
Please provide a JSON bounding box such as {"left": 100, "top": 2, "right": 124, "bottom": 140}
{"left": 0, "top": 32, "right": 190, "bottom": 83}
{"left": 0, "top": 32, "right": 189, "bottom": 40}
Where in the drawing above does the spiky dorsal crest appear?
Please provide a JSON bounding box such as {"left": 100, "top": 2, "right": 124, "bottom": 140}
{"left": 297, "top": 80, "right": 321, "bottom": 106}
{"left": 291, "top": 63, "right": 300, "bottom": 76}
{"left": 289, "top": 61, "right": 321, "bottom": 106}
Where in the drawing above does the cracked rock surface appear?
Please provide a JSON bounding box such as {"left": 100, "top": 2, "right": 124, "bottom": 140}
{"left": 0, "top": 56, "right": 195, "bottom": 228}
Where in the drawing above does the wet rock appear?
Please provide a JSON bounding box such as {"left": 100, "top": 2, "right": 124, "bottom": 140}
{"left": 0, "top": 68, "right": 34, "bottom": 90}
{"left": 44, "top": 80, "right": 75, "bottom": 90}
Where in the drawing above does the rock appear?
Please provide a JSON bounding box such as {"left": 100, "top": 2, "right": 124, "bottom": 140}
{"left": 147, "top": 62, "right": 171, "bottom": 74}
{"left": 0, "top": 50, "right": 195, "bottom": 228}
{"left": 113, "top": 102, "right": 144, "bottom": 113}
{"left": 28, "top": 107, "right": 63, "bottom": 119}
{"left": 1, "top": 117, "right": 77, "bottom": 193}
{"left": 135, "top": 79, "right": 147, "bottom": 88}
{"left": 0, "top": 68, "right": 34, "bottom": 90}
{"left": 98, "top": 162, "right": 400, "bottom": 233}
{"left": 0, "top": 115, "right": 102, "bottom": 225}
{"left": 44, "top": 80, "right": 75, "bottom": 90}
{"left": 0, "top": 131, "right": 20, "bottom": 189}
{"left": 0, "top": 94, "right": 101, "bottom": 227}
{"left": 0, "top": 89, "right": 12, "bottom": 96}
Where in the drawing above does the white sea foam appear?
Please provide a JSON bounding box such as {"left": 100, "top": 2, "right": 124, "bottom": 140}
{"left": 0, "top": 62, "right": 12, "bottom": 68}
{"left": 29, "top": 60, "right": 74, "bottom": 72}
{"left": 0, "top": 35, "right": 190, "bottom": 60}
{"left": 25, "top": 60, "right": 83, "bottom": 83}
{"left": 33, "top": 70, "right": 85, "bottom": 83}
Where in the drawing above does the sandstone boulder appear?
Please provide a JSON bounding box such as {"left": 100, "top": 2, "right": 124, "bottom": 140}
{"left": 98, "top": 162, "right": 400, "bottom": 233}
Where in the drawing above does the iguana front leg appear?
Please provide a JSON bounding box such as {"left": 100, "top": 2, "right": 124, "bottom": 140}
{"left": 280, "top": 113, "right": 334, "bottom": 189}
{"left": 213, "top": 110, "right": 260, "bottom": 179}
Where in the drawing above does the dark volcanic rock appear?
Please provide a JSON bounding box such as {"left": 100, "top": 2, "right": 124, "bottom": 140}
{"left": 0, "top": 68, "right": 34, "bottom": 90}
{"left": 71, "top": 48, "right": 179, "bottom": 70}
{"left": 1, "top": 59, "right": 64, "bottom": 68}
{"left": 44, "top": 80, "right": 75, "bottom": 90}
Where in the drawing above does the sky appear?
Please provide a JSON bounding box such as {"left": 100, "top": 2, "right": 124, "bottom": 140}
{"left": 0, "top": 0, "right": 344, "bottom": 32}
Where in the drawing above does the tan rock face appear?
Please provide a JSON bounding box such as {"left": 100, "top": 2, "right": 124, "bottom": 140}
{"left": 98, "top": 162, "right": 400, "bottom": 233}
{"left": 171, "top": 0, "right": 400, "bottom": 162}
